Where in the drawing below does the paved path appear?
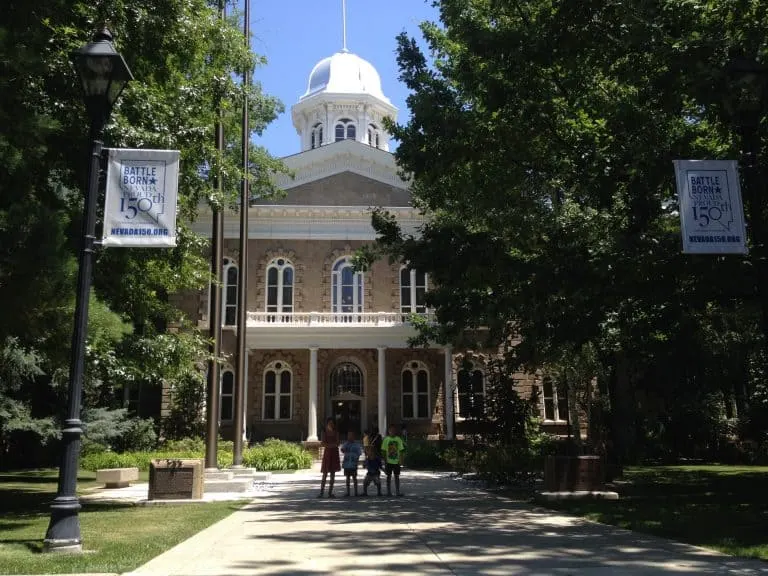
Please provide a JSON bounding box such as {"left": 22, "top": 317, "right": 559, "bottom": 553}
{"left": 127, "top": 470, "right": 768, "bottom": 575}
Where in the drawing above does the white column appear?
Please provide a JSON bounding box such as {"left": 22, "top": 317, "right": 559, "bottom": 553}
{"left": 444, "top": 346, "right": 454, "bottom": 440}
{"left": 307, "top": 347, "right": 319, "bottom": 441}
{"left": 377, "top": 347, "right": 387, "bottom": 433}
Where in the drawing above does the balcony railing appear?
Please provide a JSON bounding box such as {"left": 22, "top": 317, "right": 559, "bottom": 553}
{"left": 246, "top": 311, "right": 429, "bottom": 327}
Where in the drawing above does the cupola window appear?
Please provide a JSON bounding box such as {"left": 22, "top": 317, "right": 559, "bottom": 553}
{"left": 311, "top": 123, "right": 323, "bottom": 149}
{"left": 368, "top": 124, "right": 380, "bottom": 148}
{"left": 335, "top": 118, "right": 356, "bottom": 142}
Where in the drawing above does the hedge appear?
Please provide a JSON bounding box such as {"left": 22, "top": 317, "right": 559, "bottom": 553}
{"left": 81, "top": 439, "right": 312, "bottom": 472}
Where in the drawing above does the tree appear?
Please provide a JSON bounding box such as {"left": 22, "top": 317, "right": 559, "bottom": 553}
{"left": 368, "top": 0, "right": 768, "bottom": 464}
{"left": 0, "top": 0, "right": 284, "bottom": 463}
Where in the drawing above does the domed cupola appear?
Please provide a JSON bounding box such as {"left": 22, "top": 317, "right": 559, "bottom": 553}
{"left": 291, "top": 46, "right": 398, "bottom": 152}
{"left": 303, "top": 50, "right": 390, "bottom": 103}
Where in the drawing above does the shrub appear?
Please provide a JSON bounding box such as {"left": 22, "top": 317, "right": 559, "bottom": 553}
{"left": 404, "top": 440, "right": 449, "bottom": 469}
{"left": 241, "top": 438, "right": 312, "bottom": 470}
{"left": 81, "top": 450, "right": 203, "bottom": 471}
{"left": 81, "top": 408, "right": 157, "bottom": 454}
{"left": 161, "top": 437, "right": 233, "bottom": 453}
{"left": 80, "top": 439, "right": 311, "bottom": 472}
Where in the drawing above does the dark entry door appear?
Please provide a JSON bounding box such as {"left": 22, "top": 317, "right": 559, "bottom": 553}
{"left": 333, "top": 400, "right": 361, "bottom": 437}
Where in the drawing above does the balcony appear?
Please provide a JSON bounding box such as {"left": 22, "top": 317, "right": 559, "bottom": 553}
{"left": 241, "top": 311, "right": 435, "bottom": 350}
{"left": 246, "top": 311, "right": 424, "bottom": 327}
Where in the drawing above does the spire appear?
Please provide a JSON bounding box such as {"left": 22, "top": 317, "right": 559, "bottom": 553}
{"left": 342, "top": 0, "right": 348, "bottom": 52}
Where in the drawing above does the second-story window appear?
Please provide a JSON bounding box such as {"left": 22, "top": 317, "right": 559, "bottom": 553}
{"left": 266, "top": 258, "right": 294, "bottom": 318}
{"left": 223, "top": 258, "right": 238, "bottom": 326}
{"left": 400, "top": 267, "right": 428, "bottom": 314}
{"left": 335, "top": 118, "right": 355, "bottom": 142}
{"left": 332, "top": 257, "right": 363, "bottom": 313}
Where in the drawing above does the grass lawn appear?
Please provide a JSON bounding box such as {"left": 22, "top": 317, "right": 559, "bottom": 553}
{"left": 0, "top": 468, "right": 240, "bottom": 575}
{"left": 543, "top": 465, "right": 768, "bottom": 561}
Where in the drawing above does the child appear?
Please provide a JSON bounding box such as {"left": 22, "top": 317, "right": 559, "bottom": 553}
{"left": 380, "top": 423, "right": 406, "bottom": 496}
{"left": 340, "top": 430, "right": 363, "bottom": 497}
{"left": 318, "top": 418, "right": 341, "bottom": 498}
{"left": 362, "top": 451, "right": 383, "bottom": 496}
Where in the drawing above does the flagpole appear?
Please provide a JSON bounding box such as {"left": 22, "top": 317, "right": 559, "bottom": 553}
{"left": 342, "top": 0, "right": 347, "bottom": 51}
{"left": 233, "top": 0, "right": 251, "bottom": 466}
{"left": 205, "top": 0, "right": 225, "bottom": 472}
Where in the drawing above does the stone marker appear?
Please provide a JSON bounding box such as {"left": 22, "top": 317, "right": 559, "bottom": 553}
{"left": 96, "top": 467, "right": 139, "bottom": 488}
{"left": 149, "top": 458, "right": 204, "bottom": 500}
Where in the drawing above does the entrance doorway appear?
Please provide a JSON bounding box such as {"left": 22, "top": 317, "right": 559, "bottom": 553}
{"left": 333, "top": 399, "right": 362, "bottom": 437}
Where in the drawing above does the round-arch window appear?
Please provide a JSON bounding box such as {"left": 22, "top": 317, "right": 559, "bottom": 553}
{"left": 331, "top": 362, "right": 363, "bottom": 396}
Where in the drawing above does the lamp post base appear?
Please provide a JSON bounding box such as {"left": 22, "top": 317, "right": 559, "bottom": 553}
{"left": 43, "top": 541, "right": 83, "bottom": 554}
{"left": 44, "top": 497, "right": 83, "bottom": 554}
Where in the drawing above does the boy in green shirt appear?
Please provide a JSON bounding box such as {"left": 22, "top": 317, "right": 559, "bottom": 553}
{"left": 380, "top": 423, "right": 406, "bottom": 496}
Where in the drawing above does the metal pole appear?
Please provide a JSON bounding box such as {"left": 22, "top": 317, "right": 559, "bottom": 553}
{"left": 233, "top": 0, "right": 250, "bottom": 465}
{"left": 44, "top": 119, "right": 103, "bottom": 553}
{"left": 204, "top": 0, "right": 226, "bottom": 471}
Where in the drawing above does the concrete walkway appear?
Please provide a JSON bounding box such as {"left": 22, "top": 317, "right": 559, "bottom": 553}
{"left": 126, "top": 470, "right": 768, "bottom": 575}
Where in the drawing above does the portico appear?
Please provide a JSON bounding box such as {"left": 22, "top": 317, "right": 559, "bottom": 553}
{"left": 238, "top": 312, "right": 452, "bottom": 443}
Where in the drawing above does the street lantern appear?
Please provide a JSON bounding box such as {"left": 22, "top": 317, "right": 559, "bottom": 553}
{"left": 70, "top": 28, "right": 133, "bottom": 125}
{"left": 44, "top": 27, "right": 132, "bottom": 553}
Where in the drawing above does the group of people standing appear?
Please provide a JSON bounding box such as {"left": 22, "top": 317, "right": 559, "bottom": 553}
{"left": 317, "top": 419, "right": 406, "bottom": 498}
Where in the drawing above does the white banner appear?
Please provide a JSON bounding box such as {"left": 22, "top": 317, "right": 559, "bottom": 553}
{"left": 673, "top": 159, "right": 748, "bottom": 254}
{"left": 103, "top": 148, "right": 180, "bottom": 247}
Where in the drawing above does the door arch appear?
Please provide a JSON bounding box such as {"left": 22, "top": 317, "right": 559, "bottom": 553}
{"left": 328, "top": 361, "right": 366, "bottom": 437}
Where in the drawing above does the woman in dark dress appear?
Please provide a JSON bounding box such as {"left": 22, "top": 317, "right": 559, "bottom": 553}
{"left": 318, "top": 418, "right": 341, "bottom": 498}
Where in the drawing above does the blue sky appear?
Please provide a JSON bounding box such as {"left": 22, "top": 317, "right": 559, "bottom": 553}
{"left": 248, "top": 0, "right": 439, "bottom": 158}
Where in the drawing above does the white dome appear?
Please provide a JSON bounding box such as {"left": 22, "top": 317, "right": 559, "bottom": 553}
{"left": 301, "top": 50, "right": 390, "bottom": 103}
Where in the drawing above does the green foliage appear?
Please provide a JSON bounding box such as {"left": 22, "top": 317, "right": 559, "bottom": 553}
{"left": 80, "top": 449, "right": 229, "bottom": 471}
{"left": 370, "top": 0, "right": 768, "bottom": 466}
{"left": 0, "top": 337, "right": 58, "bottom": 461}
{"left": 404, "top": 440, "right": 449, "bottom": 469}
{"left": 0, "top": 0, "right": 283, "bottom": 467}
{"left": 81, "top": 408, "right": 157, "bottom": 454}
{"left": 161, "top": 436, "right": 233, "bottom": 453}
{"left": 241, "top": 439, "right": 312, "bottom": 471}
{"left": 80, "top": 438, "right": 312, "bottom": 471}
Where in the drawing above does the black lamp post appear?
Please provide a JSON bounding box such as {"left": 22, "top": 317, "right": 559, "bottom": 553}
{"left": 44, "top": 27, "right": 132, "bottom": 553}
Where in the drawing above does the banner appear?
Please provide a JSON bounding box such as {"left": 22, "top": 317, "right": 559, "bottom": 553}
{"left": 103, "top": 148, "right": 180, "bottom": 247}
{"left": 673, "top": 159, "right": 748, "bottom": 254}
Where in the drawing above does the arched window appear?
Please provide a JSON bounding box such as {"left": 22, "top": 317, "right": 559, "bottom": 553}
{"left": 400, "top": 267, "right": 428, "bottom": 314}
{"left": 311, "top": 123, "right": 323, "bottom": 149}
{"left": 457, "top": 362, "right": 485, "bottom": 419}
{"left": 335, "top": 118, "right": 355, "bottom": 142}
{"left": 220, "top": 370, "right": 234, "bottom": 421}
{"left": 223, "top": 258, "right": 238, "bottom": 326}
{"left": 402, "top": 361, "right": 430, "bottom": 419}
{"left": 540, "top": 376, "right": 569, "bottom": 422}
{"left": 263, "top": 361, "right": 292, "bottom": 420}
{"left": 266, "top": 257, "right": 294, "bottom": 320}
{"left": 367, "top": 123, "right": 379, "bottom": 148}
{"left": 330, "top": 362, "right": 363, "bottom": 396}
{"left": 332, "top": 257, "right": 363, "bottom": 314}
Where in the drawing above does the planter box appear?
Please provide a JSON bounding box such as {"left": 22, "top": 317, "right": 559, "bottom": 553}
{"left": 544, "top": 455, "right": 605, "bottom": 492}
{"left": 148, "top": 458, "right": 204, "bottom": 500}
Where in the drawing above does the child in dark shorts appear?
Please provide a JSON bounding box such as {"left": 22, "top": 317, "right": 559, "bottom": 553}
{"left": 362, "top": 452, "right": 383, "bottom": 496}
